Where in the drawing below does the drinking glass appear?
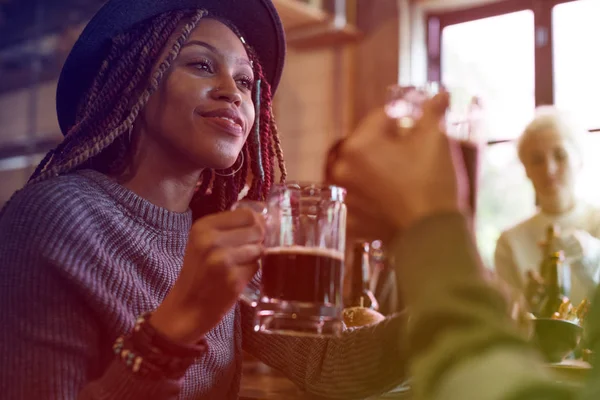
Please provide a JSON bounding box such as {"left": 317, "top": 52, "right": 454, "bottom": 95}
{"left": 385, "top": 83, "right": 482, "bottom": 218}
{"left": 385, "top": 83, "right": 441, "bottom": 129}
{"left": 235, "top": 182, "right": 347, "bottom": 337}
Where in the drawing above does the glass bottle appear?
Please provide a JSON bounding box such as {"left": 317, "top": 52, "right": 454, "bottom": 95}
{"left": 540, "top": 251, "right": 567, "bottom": 318}
{"left": 348, "top": 241, "right": 379, "bottom": 310}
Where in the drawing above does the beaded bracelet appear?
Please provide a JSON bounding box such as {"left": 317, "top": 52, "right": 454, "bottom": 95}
{"left": 113, "top": 312, "right": 207, "bottom": 379}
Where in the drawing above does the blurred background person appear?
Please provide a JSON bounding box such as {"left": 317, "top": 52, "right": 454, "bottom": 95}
{"left": 495, "top": 107, "right": 600, "bottom": 304}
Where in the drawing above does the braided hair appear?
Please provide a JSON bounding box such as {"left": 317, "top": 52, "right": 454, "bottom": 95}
{"left": 22, "top": 9, "right": 286, "bottom": 220}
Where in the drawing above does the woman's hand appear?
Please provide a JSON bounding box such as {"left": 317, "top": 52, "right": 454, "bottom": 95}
{"left": 553, "top": 229, "right": 600, "bottom": 288}
{"left": 524, "top": 270, "right": 546, "bottom": 312}
{"left": 150, "top": 208, "right": 265, "bottom": 344}
{"left": 328, "top": 92, "right": 469, "bottom": 242}
{"left": 554, "top": 230, "right": 600, "bottom": 266}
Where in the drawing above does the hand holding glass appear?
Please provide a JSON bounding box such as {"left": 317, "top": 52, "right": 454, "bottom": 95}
{"left": 234, "top": 182, "right": 347, "bottom": 337}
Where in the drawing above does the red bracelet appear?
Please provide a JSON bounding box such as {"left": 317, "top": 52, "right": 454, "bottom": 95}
{"left": 113, "top": 312, "right": 207, "bottom": 379}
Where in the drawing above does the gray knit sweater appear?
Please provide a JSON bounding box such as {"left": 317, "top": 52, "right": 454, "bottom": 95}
{"left": 0, "top": 169, "right": 406, "bottom": 400}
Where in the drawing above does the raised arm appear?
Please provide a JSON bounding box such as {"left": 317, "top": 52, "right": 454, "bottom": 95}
{"left": 391, "top": 213, "right": 576, "bottom": 400}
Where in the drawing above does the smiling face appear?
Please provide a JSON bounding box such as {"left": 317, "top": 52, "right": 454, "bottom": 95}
{"left": 138, "top": 18, "right": 255, "bottom": 171}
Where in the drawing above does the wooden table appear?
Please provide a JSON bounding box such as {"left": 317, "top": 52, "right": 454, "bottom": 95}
{"left": 239, "top": 357, "right": 411, "bottom": 400}
{"left": 240, "top": 357, "right": 590, "bottom": 399}
{"left": 239, "top": 360, "right": 313, "bottom": 400}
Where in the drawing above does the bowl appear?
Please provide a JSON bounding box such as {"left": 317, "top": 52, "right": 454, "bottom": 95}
{"left": 532, "top": 318, "right": 583, "bottom": 363}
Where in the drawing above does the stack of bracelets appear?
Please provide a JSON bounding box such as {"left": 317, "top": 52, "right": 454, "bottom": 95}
{"left": 112, "top": 312, "right": 207, "bottom": 379}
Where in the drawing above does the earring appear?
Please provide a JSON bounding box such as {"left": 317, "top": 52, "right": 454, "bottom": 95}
{"left": 214, "top": 152, "right": 245, "bottom": 177}
{"left": 253, "top": 79, "right": 265, "bottom": 182}
{"left": 128, "top": 124, "right": 134, "bottom": 144}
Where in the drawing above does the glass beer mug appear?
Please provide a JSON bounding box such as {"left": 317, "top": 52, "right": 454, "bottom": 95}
{"left": 234, "top": 182, "right": 347, "bottom": 337}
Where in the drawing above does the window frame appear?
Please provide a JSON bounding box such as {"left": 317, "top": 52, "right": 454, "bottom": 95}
{"left": 426, "top": 0, "right": 597, "bottom": 144}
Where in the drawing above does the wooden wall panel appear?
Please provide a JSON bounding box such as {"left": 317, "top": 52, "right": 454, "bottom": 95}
{"left": 0, "top": 167, "right": 33, "bottom": 205}
{"left": 274, "top": 0, "right": 400, "bottom": 183}
{"left": 0, "top": 80, "right": 62, "bottom": 146}
{"left": 352, "top": 0, "right": 400, "bottom": 127}
{"left": 274, "top": 46, "right": 354, "bottom": 182}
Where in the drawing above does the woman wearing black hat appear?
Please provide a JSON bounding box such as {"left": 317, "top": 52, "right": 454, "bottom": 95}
{"left": 0, "top": 1, "right": 406, "bottom": 399}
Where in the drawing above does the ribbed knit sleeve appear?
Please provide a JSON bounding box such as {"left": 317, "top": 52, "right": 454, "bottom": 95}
{"left": 0, "top": 173, "right": 191, "bottom": 400}
{"left": 0, "top": 245, "right": 182, "bottom": 400}
{"left": 391, "top": 213, "right": 578, "bottom": 400}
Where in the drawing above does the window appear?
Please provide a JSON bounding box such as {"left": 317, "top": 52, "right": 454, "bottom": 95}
{"left": 429, "top": 0, "right": 600, "bottom": 267}
{"left": 577, "top": 135, "right": 600, "bottom": 206}
{"left": 441, "top": 10, "right": 535, "bottom": 141}
{"left": 476, "top": 144, "right": 535, "bottom": 266}
{"left": 553, "top": 0, "right": 600, "bottom": 131}
{"left": 552, "top": 0, "right": 600, "bottom": 220}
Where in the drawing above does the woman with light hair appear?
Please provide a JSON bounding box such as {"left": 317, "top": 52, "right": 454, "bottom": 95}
{"left": 494, "top": 106, "right": 600, "bottom": 304}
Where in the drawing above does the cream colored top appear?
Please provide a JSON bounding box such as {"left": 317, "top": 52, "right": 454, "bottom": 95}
{"left": 494, "top": 201, "right": 600, "bottom": 304}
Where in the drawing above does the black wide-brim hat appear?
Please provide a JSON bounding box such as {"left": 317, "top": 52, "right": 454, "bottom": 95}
{"left": 56, "top": 0, "right": 286, "bottom": 135}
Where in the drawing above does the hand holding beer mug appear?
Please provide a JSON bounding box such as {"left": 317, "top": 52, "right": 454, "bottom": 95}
{"left": 234, "top": 182, "right": 347, "bottom": 337}
{"left": 326, "top": 84, "right": 473, "bottom": 242}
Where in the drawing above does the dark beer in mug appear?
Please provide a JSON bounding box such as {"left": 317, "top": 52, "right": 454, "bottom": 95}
{"left": 236, "top": 182, "right": 346, "bottom": 337}
{"left": 262, "top": 246, "right": 343, "bottom": 305}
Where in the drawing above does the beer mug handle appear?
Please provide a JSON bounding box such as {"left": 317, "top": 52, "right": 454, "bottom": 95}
{"left": 240, "top": 278, "right": 260, "bottom": 307}
{"left": 231, "top": 200, "right": 268, "bottom": 307}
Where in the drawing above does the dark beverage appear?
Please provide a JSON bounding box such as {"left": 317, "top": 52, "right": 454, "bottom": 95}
{"left": 458, "top": 140, "right": 480, "bottom": 218}
{"left": 261, "top": 246, "right": 344, "bottom": 305}
{"left": 370, "top": 242, "right": 398, "bottom": 315}
{"left": 237, "top": 182, "right": 346, "bottom": 337}
{"left": 348, "top": 241, "right": 379, "bottom": 310}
